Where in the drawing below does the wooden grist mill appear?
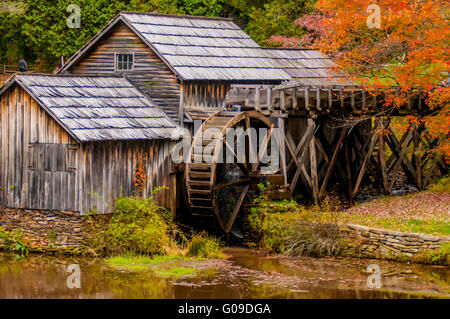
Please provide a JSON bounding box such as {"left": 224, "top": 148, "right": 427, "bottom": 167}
{"left": 180, "top": 81, "right": 447, "bottom": 235}
{"left": 0, "top": 12, "right": 447, "bottom": 236}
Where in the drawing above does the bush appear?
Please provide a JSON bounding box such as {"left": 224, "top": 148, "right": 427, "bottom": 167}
{"left": 0, "top": 227, "right": 29, "bottom": 256}
{"left": 88, "top": 196, "right": 175, "bottom": 256}
{"left": 247, "top": 183, "right": 341, "bottom": 256}
{"left": 428, "top": 175, "right": 450, "bottom": 193}
{"left": 86, "top": 194, "right": 224, "bottom": 259}
{"left": 186, "top": 232, "right": 223, "bottom": 259}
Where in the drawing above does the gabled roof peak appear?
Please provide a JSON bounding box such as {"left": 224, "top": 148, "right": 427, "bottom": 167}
{"left": 119, "top": 11, "right": 234, "bottom": 22}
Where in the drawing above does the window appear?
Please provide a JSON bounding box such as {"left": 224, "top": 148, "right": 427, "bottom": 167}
{"left": 115, "top": 53, "right": 134, "bottom": 71}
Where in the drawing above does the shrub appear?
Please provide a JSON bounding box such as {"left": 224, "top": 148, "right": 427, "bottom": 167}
{"left": 88, "top": 196, "right": 175, "bottom": 256}
{"left": 247, "top": 183, "right": 341, "bottom": 256}
{"left": 428, "top": 175, "right": 450, "bottom": 193}
{"left": 0, "top": 227, "right": 29, "bottom": 256}
{"left": 186, "top": 232, "right": 223, "bottom": 259}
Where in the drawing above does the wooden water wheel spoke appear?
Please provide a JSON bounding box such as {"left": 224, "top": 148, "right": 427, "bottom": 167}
{"left": 185, "top": 110, "right": 273, "bottom": 233}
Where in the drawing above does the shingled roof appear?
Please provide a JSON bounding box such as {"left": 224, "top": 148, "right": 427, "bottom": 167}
{"left": 60, "top": 12, "right": 292, "bottom": 82}
{"left": 264, "top": 48, "right": 354, "bottom": 86}
{"left": 0, "top": 74, "right": 178, "bottom": 142}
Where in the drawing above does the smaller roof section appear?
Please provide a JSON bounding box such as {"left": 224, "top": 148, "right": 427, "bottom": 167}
{"left": 0, "top": 74, "right": 179, "bottom": 142}
{"left": 264, "top": 49, "right": 354, "bottom": 86}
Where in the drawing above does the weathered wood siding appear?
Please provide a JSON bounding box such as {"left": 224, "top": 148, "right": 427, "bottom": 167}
{"left": 69, "top": 22, "right": 181, "bottom": 121}
{"left": 182, "top": 81, "right": 230, "bottom": 109}
{"left": 76, "top": 140, "right": 174, "bottom": 214}
{"left": 0, "top": 86, "right": 175, "bottom": 214}
{"left": 0, "top": 86, "right": 77, "bottom": 210}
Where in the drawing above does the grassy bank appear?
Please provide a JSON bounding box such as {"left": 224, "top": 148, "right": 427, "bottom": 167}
{"left": 246, "top": 180, "right": 449, "bottom": 264}
{"left": 343, "top": 177, "right": 450, "bottom": 236}
{"left": 83, "top": 195, "right": 224, "bottom": 264}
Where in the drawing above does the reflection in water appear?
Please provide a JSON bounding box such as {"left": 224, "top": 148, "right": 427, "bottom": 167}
{"left": 0, "top": 248, "right": 448, "bottom": 299}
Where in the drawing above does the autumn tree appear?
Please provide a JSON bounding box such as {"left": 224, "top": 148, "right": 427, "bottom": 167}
{"left": 271, "top": 0, "right": 449, "bottom": 162}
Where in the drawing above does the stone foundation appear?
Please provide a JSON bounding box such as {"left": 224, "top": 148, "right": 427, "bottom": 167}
{"left": 0, "top": 206, "right": 90, "bottom": 254}
{"left": 339, "top": 224, "right": 449, "bottom": 263}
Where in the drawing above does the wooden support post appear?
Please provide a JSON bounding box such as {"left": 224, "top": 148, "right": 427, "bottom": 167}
{"left": 352, "top": 120, "right": 380, "bottom": 198}
{"left": 316, "top": 88, "right": 322, "bottom": 111}
{"left": 378, "top": 119, "right": 389, "bottom": 194}
{"left": 413, "top": 125, "right": 423, "bottom": 190}
{"left": 278, "top": 117, "right": 288, "bottom": 186}
{"left": 280, "top": 90, "right": 286, "bottom": 110}
{"left": 339, "top": 88, "right": 344, "bottom": 109}
{"left": 255, "top": 86, "right": 261, "bottom": 110}
{"left": 407, "top": 91, "right": 412, "bottom": 111}
{"left": 170, "top": 173, "right": 177, "bottom": 218}
{"left": 351, "top": 89, "right": 356, "bottom": 111}
{"left": 292, "top": 88, "right": 297, "bottom": 109}
{"left": 319, "top": 128, "right": 346, "bottom": 199}
{"left": 267, "top": 87, "right": 272, "bottom": 110}
{"left": 224, "top": 185, "right": 249, "bottom": 233}
{"left": 305, "top": 88, "right": 310, "bottom": 110}
{"left": 308, "top": 118, "right": 319, "bottom": 204}
{"left": 388, "top": 124, "right": 415, "bottom": 192}
{"left": 362, "top": 89, "right": 366, "bottom": 109}
{"left": 328, "top": 88, "right": 332, "bottom": 108}
{"left": 344, "top": 138, "right": 353, "bottom": 203}
{"left": 178, "top": 82, "right": 185, "bottom": 127}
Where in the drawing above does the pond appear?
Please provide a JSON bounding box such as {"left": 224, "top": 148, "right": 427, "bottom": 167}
{"left": 0, "top": 248, "right": 448, "bottom": 299}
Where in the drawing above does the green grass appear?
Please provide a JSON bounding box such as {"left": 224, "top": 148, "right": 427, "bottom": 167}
{"left": 155, "top": 267, "right": 197, "bottom": 277}
{"left": 104, "top": 254, "right": 202, "bottom": 277}
{"left": 345, "top": 216, "right": 450, "bottom": 236}
{"left": 428, "top": 176, "right": 450, "bottom": 194}
{"left": 105, "top": 255, "right": 184, "bottom": 270}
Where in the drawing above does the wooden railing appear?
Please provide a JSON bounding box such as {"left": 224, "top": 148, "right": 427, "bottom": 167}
{"left": 1, "top": 64, "right": 37, "bottom": 74}
{"left": 226, "top": 83, "right": 430, "bottom": 116}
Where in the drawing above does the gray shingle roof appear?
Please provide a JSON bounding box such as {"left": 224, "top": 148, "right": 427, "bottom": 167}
{"left": 1, "top": 74, "right": 178, "bottom": 142}
{"left": 120, "top": 12, "right": 292, "bottom": 81}
{"left": 264, "top": 49, "right": 354, "bottom": 86}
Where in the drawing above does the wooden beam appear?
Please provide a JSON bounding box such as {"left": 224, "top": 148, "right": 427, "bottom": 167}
{"left": 388, "top": 124, "right": 415, "bottom": 192}
{"left": 316, "top": 88, "right": 322, "bottom": 111}
{"left": 280, "top": 90, "right": 286, "bottom": 110}
{"left": 278, "top": 117, "right": 287, "bottom": 185}
{"left": 309, "top": 120, "right": 319, "bottom": 204}
{"left": 292, "top": 88, "right": 298, "bottom": 109}
{"left": 224, "top": 185, "right": 249, "bottom": 233}
{"left": 267, "top": 87, "right": 272, "bottom": 110}
{"left": 287, "top": 123, "right": 315, "bottom": 171}
{"left": 352, "top": 121, "right": 380, "bottom": 198}
{"left": 319, "top": 128, "right": 346, "bottom": 199}
{"left": 378, "top": 119, "right": 389, "bottom": 193}
{"left": 255, "top": 87, "right": 261, "bottom": 110}
{"left": 305, "top": 88, "right": 310, "bottom": 110}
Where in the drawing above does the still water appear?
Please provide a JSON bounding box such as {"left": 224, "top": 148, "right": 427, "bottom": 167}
{"left": 0, "top": 248, "right": 448, "bottom": 298}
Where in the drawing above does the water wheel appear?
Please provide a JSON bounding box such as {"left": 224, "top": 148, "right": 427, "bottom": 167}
{"left": 185, "top": 110, "right": 275, "bottom": 234}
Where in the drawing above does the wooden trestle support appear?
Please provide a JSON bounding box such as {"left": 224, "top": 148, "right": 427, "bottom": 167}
{"left": 226, "top": 84, "right": 448, "bottom": 205}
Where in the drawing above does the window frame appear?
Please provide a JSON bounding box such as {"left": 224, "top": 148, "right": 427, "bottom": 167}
{"left": 114, "top": 52, "right": 135, "bottom": 72}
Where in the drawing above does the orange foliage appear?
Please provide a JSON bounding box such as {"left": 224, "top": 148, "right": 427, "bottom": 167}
{"left": 314, "top": 0, "right": 450, "bottom": 160}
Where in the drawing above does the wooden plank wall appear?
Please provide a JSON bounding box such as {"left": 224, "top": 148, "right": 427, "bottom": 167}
{"left": 69, "top": 22, "right": 181, "bottom": 121}
{"left": 0, "top": 86, "right": 175, "bottom": 214}
{"left": 76, "top": 139, "right": 174, "bottom": 214}
{"left": 182, "top": 81, "right": 230, "bottom": 109}
{"left": 0, "top": 86, "right": 77, "bottom": 210}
